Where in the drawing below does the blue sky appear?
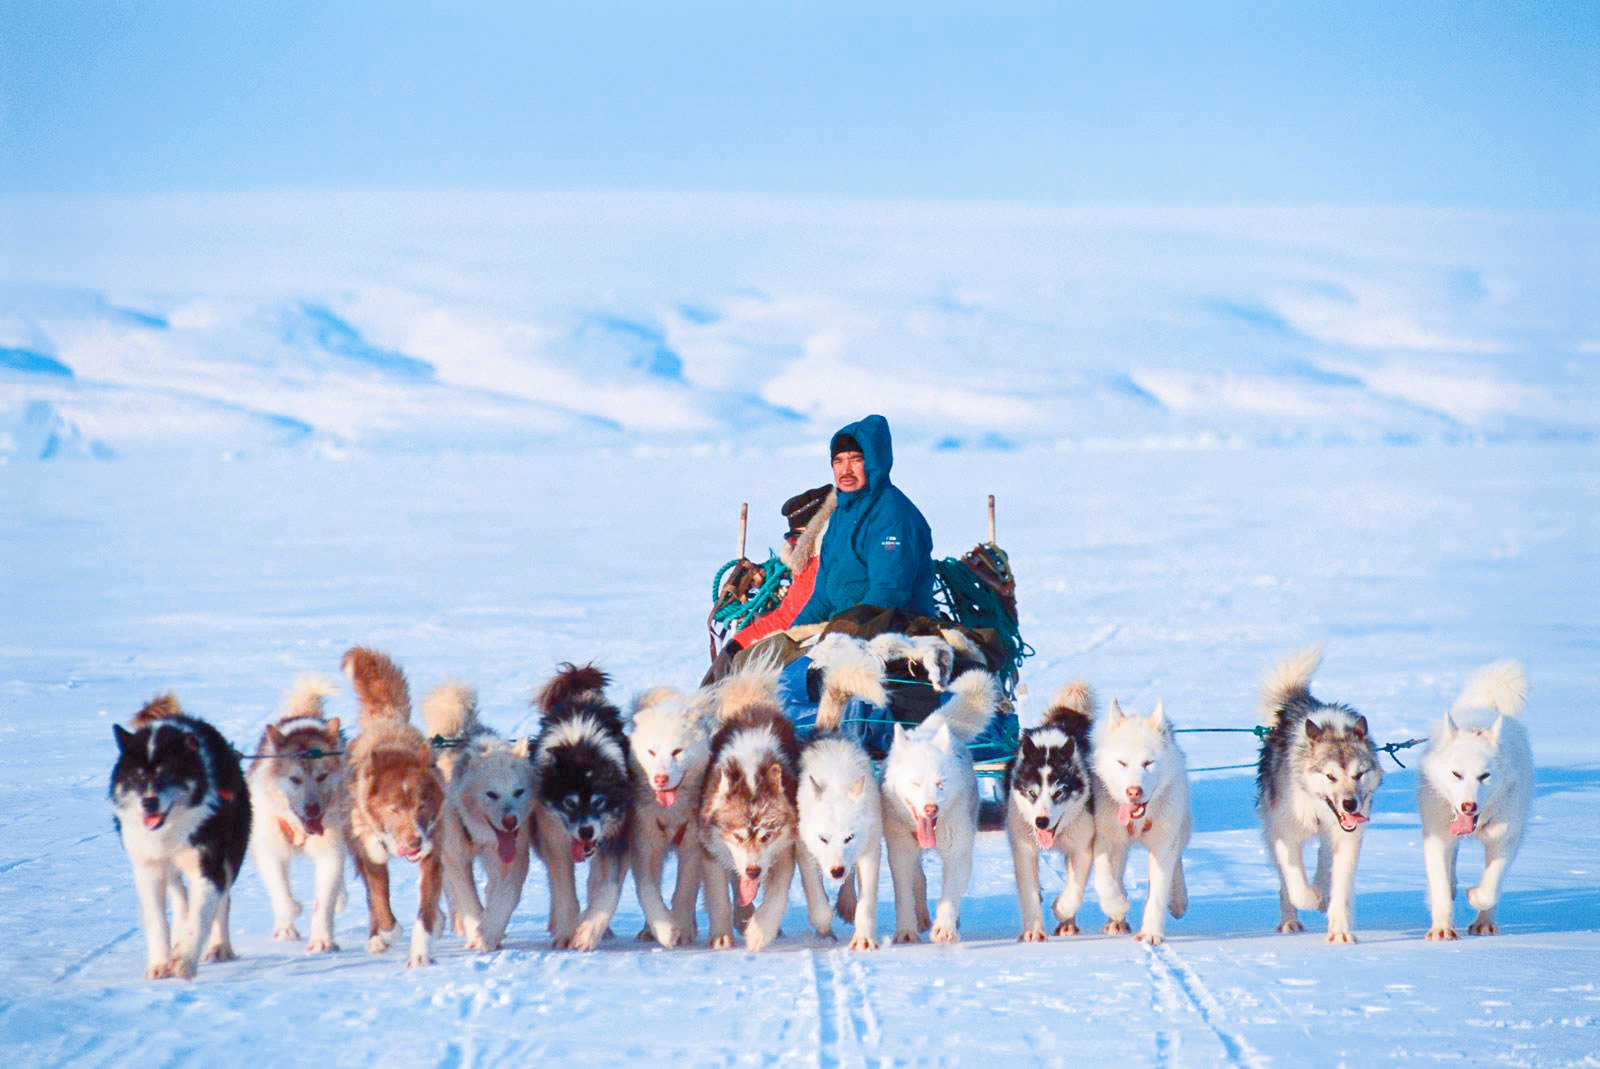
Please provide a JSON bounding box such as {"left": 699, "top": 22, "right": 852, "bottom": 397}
{"left": 1, "top": 1, "right": 1596, "bottom": 209}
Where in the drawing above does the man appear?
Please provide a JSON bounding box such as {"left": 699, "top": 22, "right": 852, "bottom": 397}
{"left": 791, "top": 414, "right": 937, "bottom": 627}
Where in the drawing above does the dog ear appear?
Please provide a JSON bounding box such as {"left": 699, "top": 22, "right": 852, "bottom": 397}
{"left": 1147, "top": 700, "right": 1167, "bottom": 730}
{"left": 1108, "top": 698, "right": 1127, "bottom": 722}
{"left": 1059, "top": 735, "right": 1076, "bottom": 759}
{"left": 809, "top": 774, "right": 824, "bottom": 796}
{"left": 113, "top": 724, "right": 133, "bottom": 752}
{"left": 892, "top": 723, "right": 909, "bottom": 746}
{"left": 933, "top": 723, "right": 954, "bottom": 753}
{"left": 267, "top": 724, "right": 288, "bottom": 750}
{"left": 849, "top": 775, "right": 868, "bottom": 800}
{"left": 1488, "top": 714, "right": 1504, "bottom": 743}
{"left": 324, "top": 717, "right": 341, "bottom": 742}
{"left": 1305, "top": 719, "right": 1326, "bottom": 741}
{"left": 764, "top": 761, "right": 786, "bottom": 792}
{"left": 1351, "top": 715, "right": 1369, "bottom": 740}
{"left": 512, "top": 736, "right": 531, "bottom": 759}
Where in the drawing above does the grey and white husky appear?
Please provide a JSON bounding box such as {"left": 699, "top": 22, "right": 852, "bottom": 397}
{"left": 1419, "top": 660, "right": 1531, "bottom": 940}
{"left": 1255, "top": 646, "right": 1382, "bottom": 943}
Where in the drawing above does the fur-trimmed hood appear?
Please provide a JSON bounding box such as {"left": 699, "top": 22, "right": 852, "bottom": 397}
{"left": 779, "top": 487, "right": 835, "bottom": 572}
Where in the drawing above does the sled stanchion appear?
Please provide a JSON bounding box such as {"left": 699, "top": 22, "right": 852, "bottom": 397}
{"left": 738, "top": 502, "right": 748, "bottom": 561}
{"left": 987, "top": 494, "right": 996, "bottom": 546}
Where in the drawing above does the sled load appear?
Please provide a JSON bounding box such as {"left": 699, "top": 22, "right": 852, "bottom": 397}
{"left": 707, "top": 494, "right": 1030, "bottom": 772}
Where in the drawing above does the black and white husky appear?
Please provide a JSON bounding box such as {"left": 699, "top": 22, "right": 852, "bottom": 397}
{"left": 1255, "top": 646, "right": 1383, "bottom": 943}
{"left": 531, "top": 663, "right": 634, "bottom": 950}
{"left": 1005, "top": 681, "right": 1096, "bottom": 941}
{"left": 110, "top": 694, "right": 251, "bottom": 980}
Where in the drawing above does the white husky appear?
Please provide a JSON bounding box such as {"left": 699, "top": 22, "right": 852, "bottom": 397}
{"left": 796, "top": 646, "right": 889, "bottom": 950}
{"left": 1419, "top": 660, "right": 1532, "bottom": 940}
{"left": 627, "top": 685, "right": 713, "bottom": 947}
{"left": 1091, "top": 698, "right": 1192, "bottom": 944}
{"left": 248, "top": 675, "right": 348, "bottom": 953}
{"left": 880, "top": 670, "right": 1000, "bottom": 944}
{"left": 423, "top": 681, "right": 535, "bottom": 952}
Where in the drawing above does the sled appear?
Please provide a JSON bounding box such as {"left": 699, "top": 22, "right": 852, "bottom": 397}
{"left": 708, "top": 494, "right": 1031, "bottom": 787}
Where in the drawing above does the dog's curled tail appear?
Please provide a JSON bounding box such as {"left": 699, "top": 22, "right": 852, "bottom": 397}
{"left": 280, "top": 674, "right": 340, "bottom": 722}
{"left": 632, "top": 685, "right": 686, "bottom": 717}
{"left": 1257, "top": 645, "right": 1325, "bottom": 728}
{"left": 1452, "top": 659, "right": 1528, "bottom": 719}
{"left": 713, "top": 649, "right": 786, "bottom": 724}
{"left": 131, "top": 692, "right": 184, "bottom": 728}
{"left": 1041, "top": 680, "right": 1095, "bottom": 729}
{"left": 813, "top": 636, "right": 889, "bottom": 732}
{"left": 342, "top": 646, "right": 412, "bottom": 725}
{"left": 939, "top": 669, "right": 1001, "bottom": 743}
{"left": 422, "top": 680, "right": 480, "bottom": 741}
{"left": 535, "top": 662, "right": 610, "bottom": 714}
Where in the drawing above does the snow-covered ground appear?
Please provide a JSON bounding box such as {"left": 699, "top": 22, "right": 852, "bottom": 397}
{"left": 2, "top": 441, "right": 1596, "bottom": 1066}
{"left": 1, "top": 193, "right": 1597, "bottom": 1065}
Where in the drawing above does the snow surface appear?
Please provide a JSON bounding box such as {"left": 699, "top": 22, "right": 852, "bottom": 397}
{"left": 1, "top": 193, "right": 1598, "bottom": 1065}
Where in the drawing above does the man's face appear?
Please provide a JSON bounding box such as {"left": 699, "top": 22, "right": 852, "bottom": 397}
{"left": 832, "top": 450, "right": 866, "bottom": 493}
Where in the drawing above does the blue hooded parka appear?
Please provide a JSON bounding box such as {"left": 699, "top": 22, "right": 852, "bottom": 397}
{"left": 792, "top": 415, "right": 937, "bottom": 626}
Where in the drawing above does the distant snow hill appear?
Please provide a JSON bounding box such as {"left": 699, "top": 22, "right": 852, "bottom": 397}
{"left": 1, "top": 193, "right": 1594, "bottom": 460}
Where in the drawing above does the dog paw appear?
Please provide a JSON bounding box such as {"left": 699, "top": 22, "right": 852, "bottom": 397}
{"left": 1277, "top": 919, "right": 1304, "bottom": 934}
{"left": 744, "top": 927, "right": 774, "bottom": 953}
{"left": 571, "top": 922, "right": 607, "bottom": 952}
{"left": 167, "top": 956, "right": 197, "bottom": 981}
{"left": 272, "top": 924, "right": 301, "bottom": 941}
{"left": 405, "top": 950, "right": 434, "bottom": 968}
{"left": 930, "top": 924, "right": 960, "bottom": 944}
{"left": 1325, "top": 929, "right": 1357, "bottom": 945}
{"left": 144, "top": 962, "right": 173, "bottom": 981}
{"left": 848, "top": 932, "right": 878, "bottom": 951}
{"left": 1425, "top": 925, "right": 1458, "bottom": 941}
{"left": 1103, "top": 919, "right": 1131, "bottom": 936}
{"left": 202, "top": 944, "right": 237, "bottom": 964}
{"left": 1468, "top": 917, "right": 1499, "bottom": 936}
{"left": 1134, "top": 931, "right": 1164, "bottom": 946}
{"left": 305, "top": 938, "right": 340, "bottom": 954}
{"left": 365, "top": 935, "right": 389, "bottom": 954}
{"left": 811, "top": 928, "right": 838, "bottom": 944}
{"left": 464, "top": 933, "right": 491, "bottom": 952}
{"left": 1055, "top": 920, "right": 1080, "bottom": 937}
{"left": 710, "top": 933, "right": 736, "bottom": 950}
{"left": 1019, "top": 927, "right": 1049, "bottom": 943}
{"left": 892, "top": 929, "right": 922, "bottom": 945}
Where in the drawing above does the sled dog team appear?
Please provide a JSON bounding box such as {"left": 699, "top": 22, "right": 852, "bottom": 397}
{"left": 109, "top": 642, "right": 1533, "bottom": 980}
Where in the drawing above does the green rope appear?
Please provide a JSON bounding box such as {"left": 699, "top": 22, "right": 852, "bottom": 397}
{"left": 932, "top": 554, "right": 1034, "bottom": 694}
{"left": 710, "top": 552, "right": 791, "bottom": 631}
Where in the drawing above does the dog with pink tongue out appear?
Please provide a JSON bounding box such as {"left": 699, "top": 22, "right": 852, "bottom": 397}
{"left": 626, "top": 685, "right": 714, "bottom": 947}
{"left": 1090, "top": 695, "right": 1193, "bottom": 945}
{"left": 1005, "top": 680, "right": 1097, "bottom": 942}
{"left": 880, "top": 669, "right": 1001, "bottom": 944}
{"left": 698, "top": 655, "right": 801, "bottom": 952}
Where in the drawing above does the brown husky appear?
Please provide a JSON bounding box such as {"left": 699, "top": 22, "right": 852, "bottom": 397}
{"left": 343, "top": 646, "right": 447, "bottom": 967}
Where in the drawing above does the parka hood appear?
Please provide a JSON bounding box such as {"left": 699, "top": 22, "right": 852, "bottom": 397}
{"left": 830, "top": 414, "right": 894, "bottom": 501}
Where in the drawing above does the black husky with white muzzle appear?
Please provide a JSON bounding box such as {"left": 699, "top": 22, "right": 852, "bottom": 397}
{"left": 531, "top": 663, "right": 635, "bottom": 950}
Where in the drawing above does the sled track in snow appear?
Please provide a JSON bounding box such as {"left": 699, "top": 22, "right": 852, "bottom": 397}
{"left": 1145, "top": 942, "right": 1269, "bottom": 1068}
{"left": 809, "top": 947, "right": 883, "bottom": 1067}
